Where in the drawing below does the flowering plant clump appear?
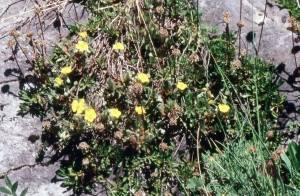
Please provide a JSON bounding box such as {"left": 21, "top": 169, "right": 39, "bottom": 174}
{"left": 17, "top": 0, "right": 285, "bottom": 195}
{"left": 76, "top": 40, "right": 88, "bottom": 52}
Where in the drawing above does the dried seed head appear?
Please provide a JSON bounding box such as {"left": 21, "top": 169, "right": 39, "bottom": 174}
{"left": 294, "top": 22, "right": 300, "bottom": 31}
{"left": 172, "top": 48, "right": 181, "bottom": 57}
{"left": 240, "top": 48, "right": 247, "bottom": 57}
{"left": 159, "top": 28, "right": 168, "bottom": 37}
{"left": 271, "top": 151, "right": 280, "bottom": 161}
{"left": 265, "top": 160, "right": 276, "bottom": 178}
{"left": 26, "top": 31, "right": 34, "bottom": 38}
{"left": 42, "top": 121, "right": 51, "bottom": 129}
{"left": 266, "top": 159, "right": 274, "bottom": 167}
{"left": 168, "top": 106, "right": 183, "bottom": 125}
{"left": 7, "top": 39, "right": 16, "bottom": 48}
{"left": 95, "top": 123, "right": 105, "bottom": 132}
{"left": 288, "top": 17, "right": 296, "bottom": 24}
{"left": 82, "top": 157, "right": 90, "bottom": 166}
{"left": 223, "top": 11, "right": 231, "bottom": 18}
{"left": 34, "top": 7, "right": 42, "bottom": 15}
{"left": 134, "top": 191, "right": 143, "bottom": 196}
{"left": 188, "top": 53, "right": 200, "bottom": 62}
{"left": 156, "top": 6, "right": 164, "bottom": 14}
{"left": 249, "top": 145, "right": 256, "bottom": 153}
{"left": 223, "top": 17, "right": 231, "bottom": 24}
{"left": 150, "top": 172, "right": 157, "bottom": 177}
{"left": 79, "top": 142, "right": 89, "bottom": 151}
{"left": 237, "top": 20, "right": 245, "bottom": 27}
{"left": 114, "top": 131, "right": 123, "bottom": 140}
{"left": 129, "top": 135, "right": 137, "bottom": 145}
{"left": 9, "top": 29, "right": 17, "bottom": 37}
{"left": 275, "top": 147, "right": 285, "bottom": 155}
{"left": 232, "top": 59, "right": 242, "bottom": 69}
{"left": 159, "top": 142, "right": 168, "bottom": 151}
{"left": 266, "top": 130, "right": 274, "bottom": 139}
{"left": 36, "top": 39, "right": 46, "bottom": 46}
{"left": 131, "top": 82, "right": 143, "bottom": 96}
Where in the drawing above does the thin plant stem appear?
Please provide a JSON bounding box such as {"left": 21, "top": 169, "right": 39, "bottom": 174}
{"left": 257, "top": 0, "right": 268, "bottom": 55}
{"left": 225, "top": 23, "right": 230, "bottom": 67}
{"left": 238, "top": 0, "right": 242, "bottom": 58}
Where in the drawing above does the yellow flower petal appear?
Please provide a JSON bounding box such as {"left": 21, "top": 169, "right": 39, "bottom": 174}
{"left": 85, "top": 108, "right": 97, "bottom": 122}
{"left": 135, "top": 106, "right": 146, "bottom": 115}
{"left": 109, "top": 108, "right": 122, "bottom": 119}
{"left": 218, "top": 104, "right": 230, "bottom": 113}
{"left": 55, "top": 77, "right": 63, "bottom": 85}
{"left": 137, "top": 73, "right": 149, "bottom": 83}
{"left": 72, "top": 100, "right": 79, "bottom": 113}
{"left": 207, "top": 90, "right": 214, "bottom": 98}
{"left": 71, "top": 99, "right": 86, "bottom": 114}
{"left": 61, "top": 66, "right": 72, "bottom": 74}
{"left": 78, "top": 31, "right": 87, "bottom": 38}
{"left": 77, "top": 99, "right": 86, "bottom": 114}
{"left": 113, "top": 42, "right": 124, "bottom": 51}
{"left": 76, "top": 40, "right": 88, "bottom": 52}
{"left": 176, "top": 82, "right": 188, "bottom": 91}
{"left": 208, "top": 100, "right": 214, "bottom": 104}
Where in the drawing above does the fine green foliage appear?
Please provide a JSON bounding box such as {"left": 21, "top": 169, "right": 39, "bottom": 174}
{"left": 0, "top": 176, "right": 28, "bottom": 196}
{"left": 13, "top": 0, "right": 293, "bottom": 195}
{"left": 281, "top": 141, "right": 300, "bottom": 191}
{"left": 276, "top": 0, "right": 300, "bottom": 21}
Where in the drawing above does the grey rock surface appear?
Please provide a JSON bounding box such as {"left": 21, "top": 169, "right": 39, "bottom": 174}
{"left": 199, "top": 0, "right": 300, "bottom": 141}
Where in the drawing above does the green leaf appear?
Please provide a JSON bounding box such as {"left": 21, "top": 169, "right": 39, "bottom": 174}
{"left": 288, "top": 141, "right": 300, "bottom": 171}
{"left": 11, "top": 181, "right": 18, "bottom": 194}
{"left": 4, "top": 176, "right": 12, "bottom": 189}
{"left": 0, "top": 187, "right": 12, "bottom": 195}
{"left": 186, "top": 177, "right": 205, "bottom": 189}
{"left": 20, "top": 187, "right": 28, "bottom": 196}
{"left": 281, "top": 153, "right": 292, "bottom": 174}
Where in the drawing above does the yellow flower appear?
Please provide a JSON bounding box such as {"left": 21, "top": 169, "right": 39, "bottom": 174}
{"left": 113, "top": 42, "right": 124, "bottom": 51}
{"left": 202, "top": 87, "right": 207, "bottom": 91}
{"left": 78, "top": 31, "right": 87, "bottom": 38}
{"left": 55, "top": 77, "right": 63, "bottom": 85}
{"left": 207, "top": 90, "right": 214, "bottom": 98}
{"left": 76, "top": 40, "right": 88, "bottom": 52}
{"left": 137, "top": 73, "right": 149, "bottom": 83}
{"left": 208, "top": 100, "right": 214, "bottom": 104}
{"left": 109, "top": 108, "right": 122, "bottom": 119}
{"left": 72, "top": 99, "right": 86, "bottom": 114}
{"left": 85, "top": 108, "right": 97, "bottom": 122}
{"left": 176, "top": 82, "right": 188, "bottom": 91}
{"left": 61, "top": 66, "right": 72, "bottom": 74}
{"left": 135, "top": 106, "right": 146, "bottom": 115}
{"left": 218, "top": 104, "right": 230, "bottom": 113}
